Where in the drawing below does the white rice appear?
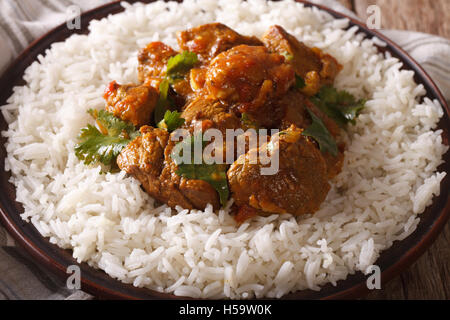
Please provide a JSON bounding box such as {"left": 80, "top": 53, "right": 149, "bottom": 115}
{"left": 1, "top": 0, "right": 448, "bottom": 299}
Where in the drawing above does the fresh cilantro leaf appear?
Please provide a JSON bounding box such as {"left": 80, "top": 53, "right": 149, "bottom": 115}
{"left": 311, "top": 86, "right": 365, "bottom": 126}
{"left": 157, "top": 110, "right": 185, "bottom": 132}
{"left": 166, "top": 51, "right": 199, "bottom": 82}
{"left": 88, "top": 109, "right": 139, "bottom": 139}
{"left": 295, "top": 74, "right": 306, "bottom": 89}
{"left": 159, "top": 78, "right": 170, "bottom": 101}
{"left": 154, "top": 52, "right": 199, "bottom": 123}
{"left": 302, "top": 107, "right": 338, "bottom": 157}
{"left": 75, "top": 109, "right": 139, "bottom": 166}
{"left": 310, "top": 96, "right": 345, "bottom": 127}
{"left": 75, "top": 125, "right": 131, "bottom": 165}
{"left": 171, "top": 133, "right": 230, "bottom": 207}
{"left": 154, "top": 79, "right": 171, "bottom": 124}
{"left": 340, "top": 97, "right": 366, "bottom": 124}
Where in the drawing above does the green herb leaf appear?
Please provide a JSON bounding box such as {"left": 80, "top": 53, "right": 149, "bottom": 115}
{"left": 340, "top": 98, "right": 366, "bottom": 124}
{"left": 171, "top": 133, "right": 230, "bottom": 207}
{"left": 88, "top": 109, "right": 139, "bottom": 139}
{"left": 157, "top": 110, "right": 185, "bottom": 132}
{"left": 159, "top": 78, "right": 170, "bottom": 101}
{"left": 154, "top": 79, "right": 171, "bottom": 124}
{"left": 311, "top": 86, "right": 365, "bottom": 126}
{"left": 295, "top": 74, "right": 306, "bottom": 89}
{"left": 302, "top": 107, "right": 338, "bottom": 157}
{"left": 166, "top": 51, "right": 199, "bottom": 82}
{"left": 154, "top": 52, "right": 199, "bottom": 123}
{"left": 75, "top": 109, "right": 139, "bottom": 166}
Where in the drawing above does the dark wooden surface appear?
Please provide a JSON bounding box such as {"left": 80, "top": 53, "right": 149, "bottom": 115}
{"left": 337, "top": 0, "right": 450, "bottom": 299}
{"left": 338, "top": 0, "right": 450, "bottom": 39}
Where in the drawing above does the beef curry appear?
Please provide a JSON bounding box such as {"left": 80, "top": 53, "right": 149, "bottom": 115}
{"left": 76, "top": 23, "right": 365, "bottom": 223}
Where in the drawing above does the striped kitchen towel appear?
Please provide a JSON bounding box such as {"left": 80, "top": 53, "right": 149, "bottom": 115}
{"left": 0, "top": 0, "right": 449, "bottom": 300}
{"left": 0, "top": 0, "right": 111, "bottom": 74}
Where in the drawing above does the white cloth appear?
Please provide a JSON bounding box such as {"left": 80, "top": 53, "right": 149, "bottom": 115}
{"left": 0, "top": 0, "right": 448, "bottom": 300}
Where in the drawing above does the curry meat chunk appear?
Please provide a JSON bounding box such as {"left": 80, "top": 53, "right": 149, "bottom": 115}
{"left": 138, "top": 41, "right": 177, "bottom": 84}
{"left": 138, "top": 41, "right": 197, "bottom": 100}
{"left": 104, "top": 81, "right": 158, "bottom": 127}
{"left": 205, "top": 45, "right": 294, "bottom": 103}
{"left": 117, "top": 125, "right": 220, "bottom": 210}
{"left": 227, "top": 125, "right": 330, "bottom": 216}
{"left": 181, "top": 97, "right": 242, "bottom": 134}
{"left": 177, "top": 22, "right": 263, "bottom": 63}
{"left": 181, "top": 97, "right": 274, "bottom": 164}
{"left": 278, "top": 90, "right": 310, "bottom": 131}
{"left": 262, "top": 25, "right": 321, "bottom": 77}
{"left": 204, "top": 45, "right": 295, "bottom": 126}
{"left": 117, "top": 126, "right": 169, "bottom": 198}
{"left": 181, "top": 96, "right": 246, "bottom": 163}
{"left": 279, "top": 89, "right": 344, "bottom": 179}
{"left": 262, "top": 25, "right": 342, "bottom": 96}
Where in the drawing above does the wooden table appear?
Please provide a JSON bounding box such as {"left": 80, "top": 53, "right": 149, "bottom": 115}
{"left": 337, "top": 0, "right": 450, "bottom": 299}
{"left": 338, "top": 0, "right": 449, "bottom": 39}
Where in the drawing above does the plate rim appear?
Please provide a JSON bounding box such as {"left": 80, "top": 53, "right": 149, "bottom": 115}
{"left": 0, "top": 0, "right": 449, "bottom": 300}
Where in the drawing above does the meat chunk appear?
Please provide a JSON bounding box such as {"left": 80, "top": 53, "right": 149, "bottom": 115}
{"left": 262, "top": 25, "right": 342, "bottom": 96}
{"left": 117, "top": 126, "right": 220, "bottom": 210}
{"left": 188, "top": 67, "right": 208, "bottom": 95}
{"left": 138, "top": 41, "right": 177, "bottom": 84}
{"left": 179, "top": 179, "right": 220, "bottom": 210}
{"left": 312, "top": 47, "right": 342, "bottom": 86}
{"left": 204, "top": 45, "right": 295, "bottom": 126}
{"left": 104, "top": 81, "right": 158, "bottom": 127}
{"left": 279, "top": 90, "right": 310, "bottom": 131}
{"left": 117, "top": 126, "right": 170, "bottom": 199}
{"left": 205, "top": 45, "right": 294, "bottom": 103}
{"left": 177, "top": 23, "right": 263, "bottom": 63}
{"left": 180, "top": 97, "right": 245, "bottom": 163}
{"left": 227, "top": 125, "right": 330, "bottom": 216}
{"left": 262, "top": 25, "right": 322, "bottom": 77}
{"left": 181, "top": 97, "right": 241, "bottom": 134}
{"left": 279, "top": 90, "right": 344, "bottom": 179}
{"left": 181, "top": 97, "right": 274, "bottom": 163}
{"left": 138, "top": 41, "right": 197, "bottom": 101}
